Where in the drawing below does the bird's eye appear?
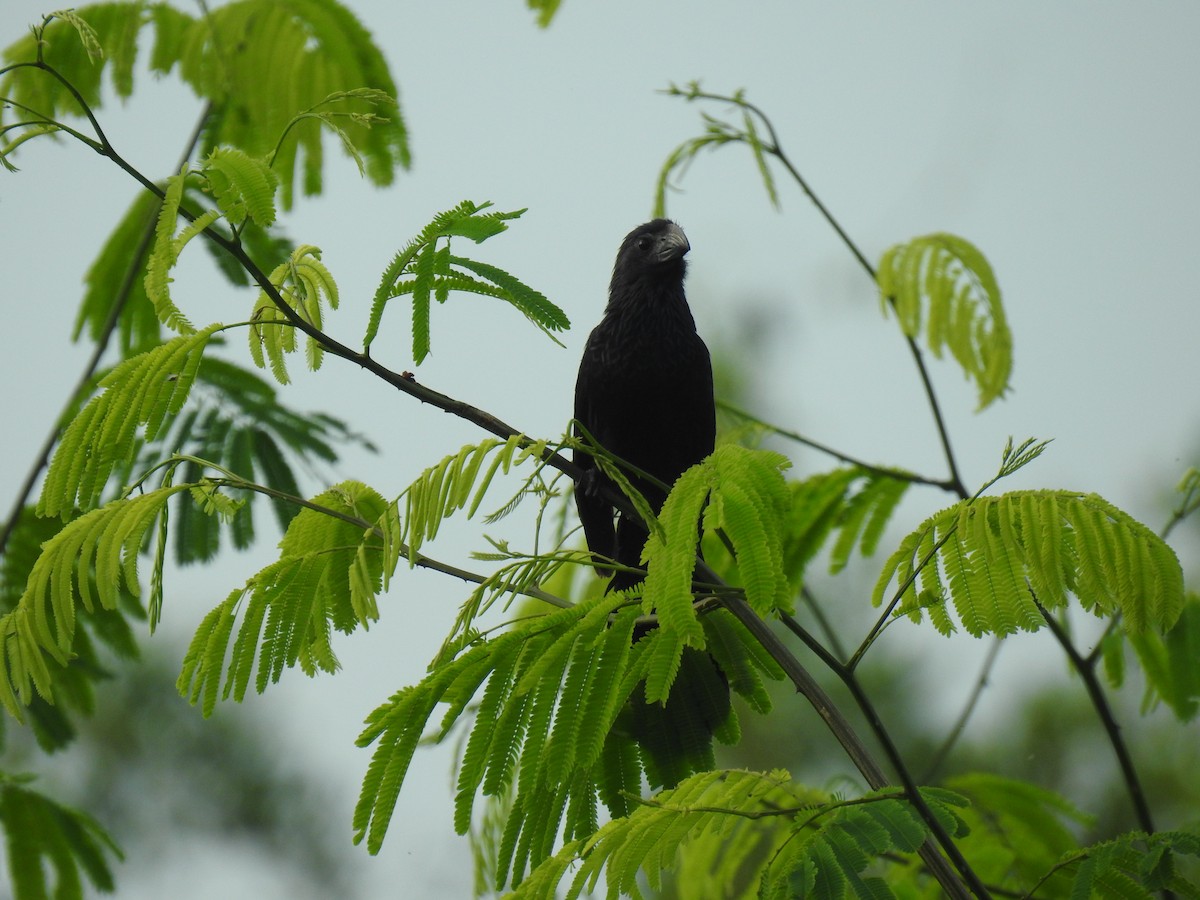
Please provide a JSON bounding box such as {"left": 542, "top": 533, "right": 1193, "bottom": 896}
{"left": 636, "top": 237, "right": 651, "bottom": 251}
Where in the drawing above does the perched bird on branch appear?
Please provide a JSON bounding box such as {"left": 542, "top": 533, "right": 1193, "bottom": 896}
{"left": 573, "top": 219, "right": 729, "bottom": 787}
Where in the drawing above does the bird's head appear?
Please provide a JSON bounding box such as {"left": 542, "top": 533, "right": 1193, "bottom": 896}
{"left": 612, "top": 219, "right": 690, "bottom": 286}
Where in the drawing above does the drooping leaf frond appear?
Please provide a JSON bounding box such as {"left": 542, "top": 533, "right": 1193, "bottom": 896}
{"left": 143, "top": 162, "right": 207, "bottom": 335}
{"left": 177, "top": 480, "right": 389, "bottom": 717}
{"left": 873, "top": 490, "right": 1184, "bottom": 637}
{"left": 653, "top": 84, "right": 780, "bottom": 219}
{"left": 396, "top": 434, "right": 546, "bottom": 564}
{"left": 2, "top": 485, "right": 187, "bottom": 715}
{"left": 354, "top": 592, "right": 647, "bottom": 875}
{"left": 877, "top": 233, "right": 1012, "bottom": 410}
{"left": 38, "top": 325, "right": 222, "bottom": 519}
{"left": 366, "top": 201, "right": 568, "bottom": 362}
{"left": 0, "top": 507, "right": 142, "bottom": 751}
{"left": 1125, "top": 591, "right": 1200, "bottom": 721}
{"left": 508, "top": 772, "right": 969, "bottom": 900}
{"left": 248, "top": 244, "right": 338, "bottom": 382}
{"left": 0, "top": 774, "right": 123, "bottom": 900}
{"left": 642, "top": 445, "right": 791, "bottom": 642}
{"left": 74, "top": 190, "right": 163, "bottom": 355}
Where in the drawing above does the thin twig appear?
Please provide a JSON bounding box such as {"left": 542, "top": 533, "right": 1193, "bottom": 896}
{"left": 718, "top": 400, "right": 958, "bottom": 492}
{"left": 678, "top": 88, "right": 970, "bottom": 499}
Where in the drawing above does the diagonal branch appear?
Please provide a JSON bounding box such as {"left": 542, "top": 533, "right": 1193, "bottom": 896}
{"left": 1034, "top": 595, "right": 1157, "bottom": 837}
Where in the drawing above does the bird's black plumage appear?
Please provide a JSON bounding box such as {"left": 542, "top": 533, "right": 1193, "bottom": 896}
{"left": 573, "top": 219, "right": 728, "bottom": 787}
{"left": 574, "top": 219, "right": 716, "bottom": 585}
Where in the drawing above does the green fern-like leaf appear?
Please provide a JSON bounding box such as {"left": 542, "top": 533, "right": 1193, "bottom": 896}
{"left": 38, "top": 326, "right": 221, "bottom": 519}
{"left": 143, "top": 163, "right": 205, "bottom": 335}
{"left": 202, "top": 146, "right": 279, "bottom": 227}
{"left": 248, "top": 245, "right": 338, "bottom": 383}
{"left": 2, "top": 1, "right": 407, "bottom": 200}
{"left": 873, "top": 490, "right": 1185, "bottom": 637}
{"left": 1127, "top": 591, "right": 1200, "bottom": 721}
{"left": 944, "top": 772, "right": 1089, "bottom": 895}
{"left": 828, "top": 472, "right": 910, "bottom": 575}
{"left": 1, "top": 4, "right": 148, "bottom": 138}
{"left": 0, "top": 774, "right": 123, "bottom": 900}
{"left": 1052, "top": 829, "right": 1200, "bottom": 898}
{"left": 399, "top": 435, "right": 544, "bottom": 562}
{"left": 2, "top": 485, "right": 187, "bottom": 715}
{"left": 877, "top": 233, "right": 1012, "bottom": 410}
{"left": 637, "top": 445, "right": 790, "bottom": 658}
{"left": 654, "top": 86, "right": 781, "bottom": 219}
{"left": 508, "top": 772, "right": 966, "bottom": 900}
{"left": 74, "top": 190, "right": 164, "bottom": 355}
{"left": 176, "top": 480, "right": 388, "bottom": 715}
{"left": 0, "top": 507, "right": 143, "bottom": 751}
{"left": 366, "top": 201, "right": 567, "bottom": 361}
{"left": 355, "top": 593, "right": 663, "bottom": 887}
{"left": 156, "top": 0, "right": 408, "bottom": 207}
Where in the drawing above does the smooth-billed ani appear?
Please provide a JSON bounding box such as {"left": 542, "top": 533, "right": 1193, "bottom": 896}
{"left": 573, "top": 219, "right": 729, "bottom": 786}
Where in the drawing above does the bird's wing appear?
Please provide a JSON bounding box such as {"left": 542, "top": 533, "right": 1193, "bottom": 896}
{"left": 573, "top": 332, "right": 617, "bottom": 569}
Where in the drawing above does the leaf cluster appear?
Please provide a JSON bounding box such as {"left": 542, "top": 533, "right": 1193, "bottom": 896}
{"left": 875, "top": 489, "right": 1184, "bottom": 637}
{"left": 0, "top": 1, "right": 409, "bottom": 203}
{"left": 878, "top": 233, "right": 1012, "bottom": 410}
{"left": 0, "top": 774, "right": 122, "bottom": 900}
{"left": 367, "top": 200, "right": 570, "bottom": 363}
{"left": 179, "top": 481, "right": 389, "bottom": 717}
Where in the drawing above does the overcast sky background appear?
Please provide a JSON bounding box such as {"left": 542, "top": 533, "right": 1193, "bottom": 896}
{"left": 4, "top": 2, "right": 1200, "bottom": 897}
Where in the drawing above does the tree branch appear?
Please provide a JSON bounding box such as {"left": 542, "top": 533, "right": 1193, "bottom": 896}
{"left": 1035, "top": 597, "right": 1157, "bottom": 836}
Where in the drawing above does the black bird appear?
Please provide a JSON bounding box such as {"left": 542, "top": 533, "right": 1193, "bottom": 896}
{"left": 573, "top": 219, "right": 729, "bottom": 787}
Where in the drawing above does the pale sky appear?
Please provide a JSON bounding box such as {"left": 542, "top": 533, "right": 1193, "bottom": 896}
{"left": 3, "top": 2, "right": 1199, "bottom": 897}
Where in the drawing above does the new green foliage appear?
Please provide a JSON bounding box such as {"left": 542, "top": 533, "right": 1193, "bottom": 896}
{"left": 877, "top": 233, "right": 1012, "bottom": 410}
{"left": 506, "top": 772, "right": 970, "bottom": 900}
{"left": 38, "top": 326, "right": 222, "bottom": 519}
{"left": 178, "top": 481, "right": 389, "bottom": 717}
{"left": 367, "top": 201, "right": 569, "bottom": 362}
{"left": 0, "top": 1, "right": 408, "bottom": 203}
{"left": 248, "top": 244, "right": 340, "bottom": 382}
{"left": 874, "top": 489, "right": 1185, "bottom": 637}
{"left": 2, "top": 485, "right": 188, "bottom": 714}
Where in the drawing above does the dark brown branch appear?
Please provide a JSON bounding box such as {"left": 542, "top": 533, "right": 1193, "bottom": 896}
{"left": 776, "top": 610, "right": 990, "bottom": 899}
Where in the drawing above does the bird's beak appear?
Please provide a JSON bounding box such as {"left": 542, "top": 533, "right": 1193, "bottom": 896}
{"left": 656, "top": 222, "right": 690, "bottom": 262}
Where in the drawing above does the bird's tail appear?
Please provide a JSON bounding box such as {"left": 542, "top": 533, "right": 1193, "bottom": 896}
{"left": 620, "top": 621, "right": 731, "bottom": 789}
